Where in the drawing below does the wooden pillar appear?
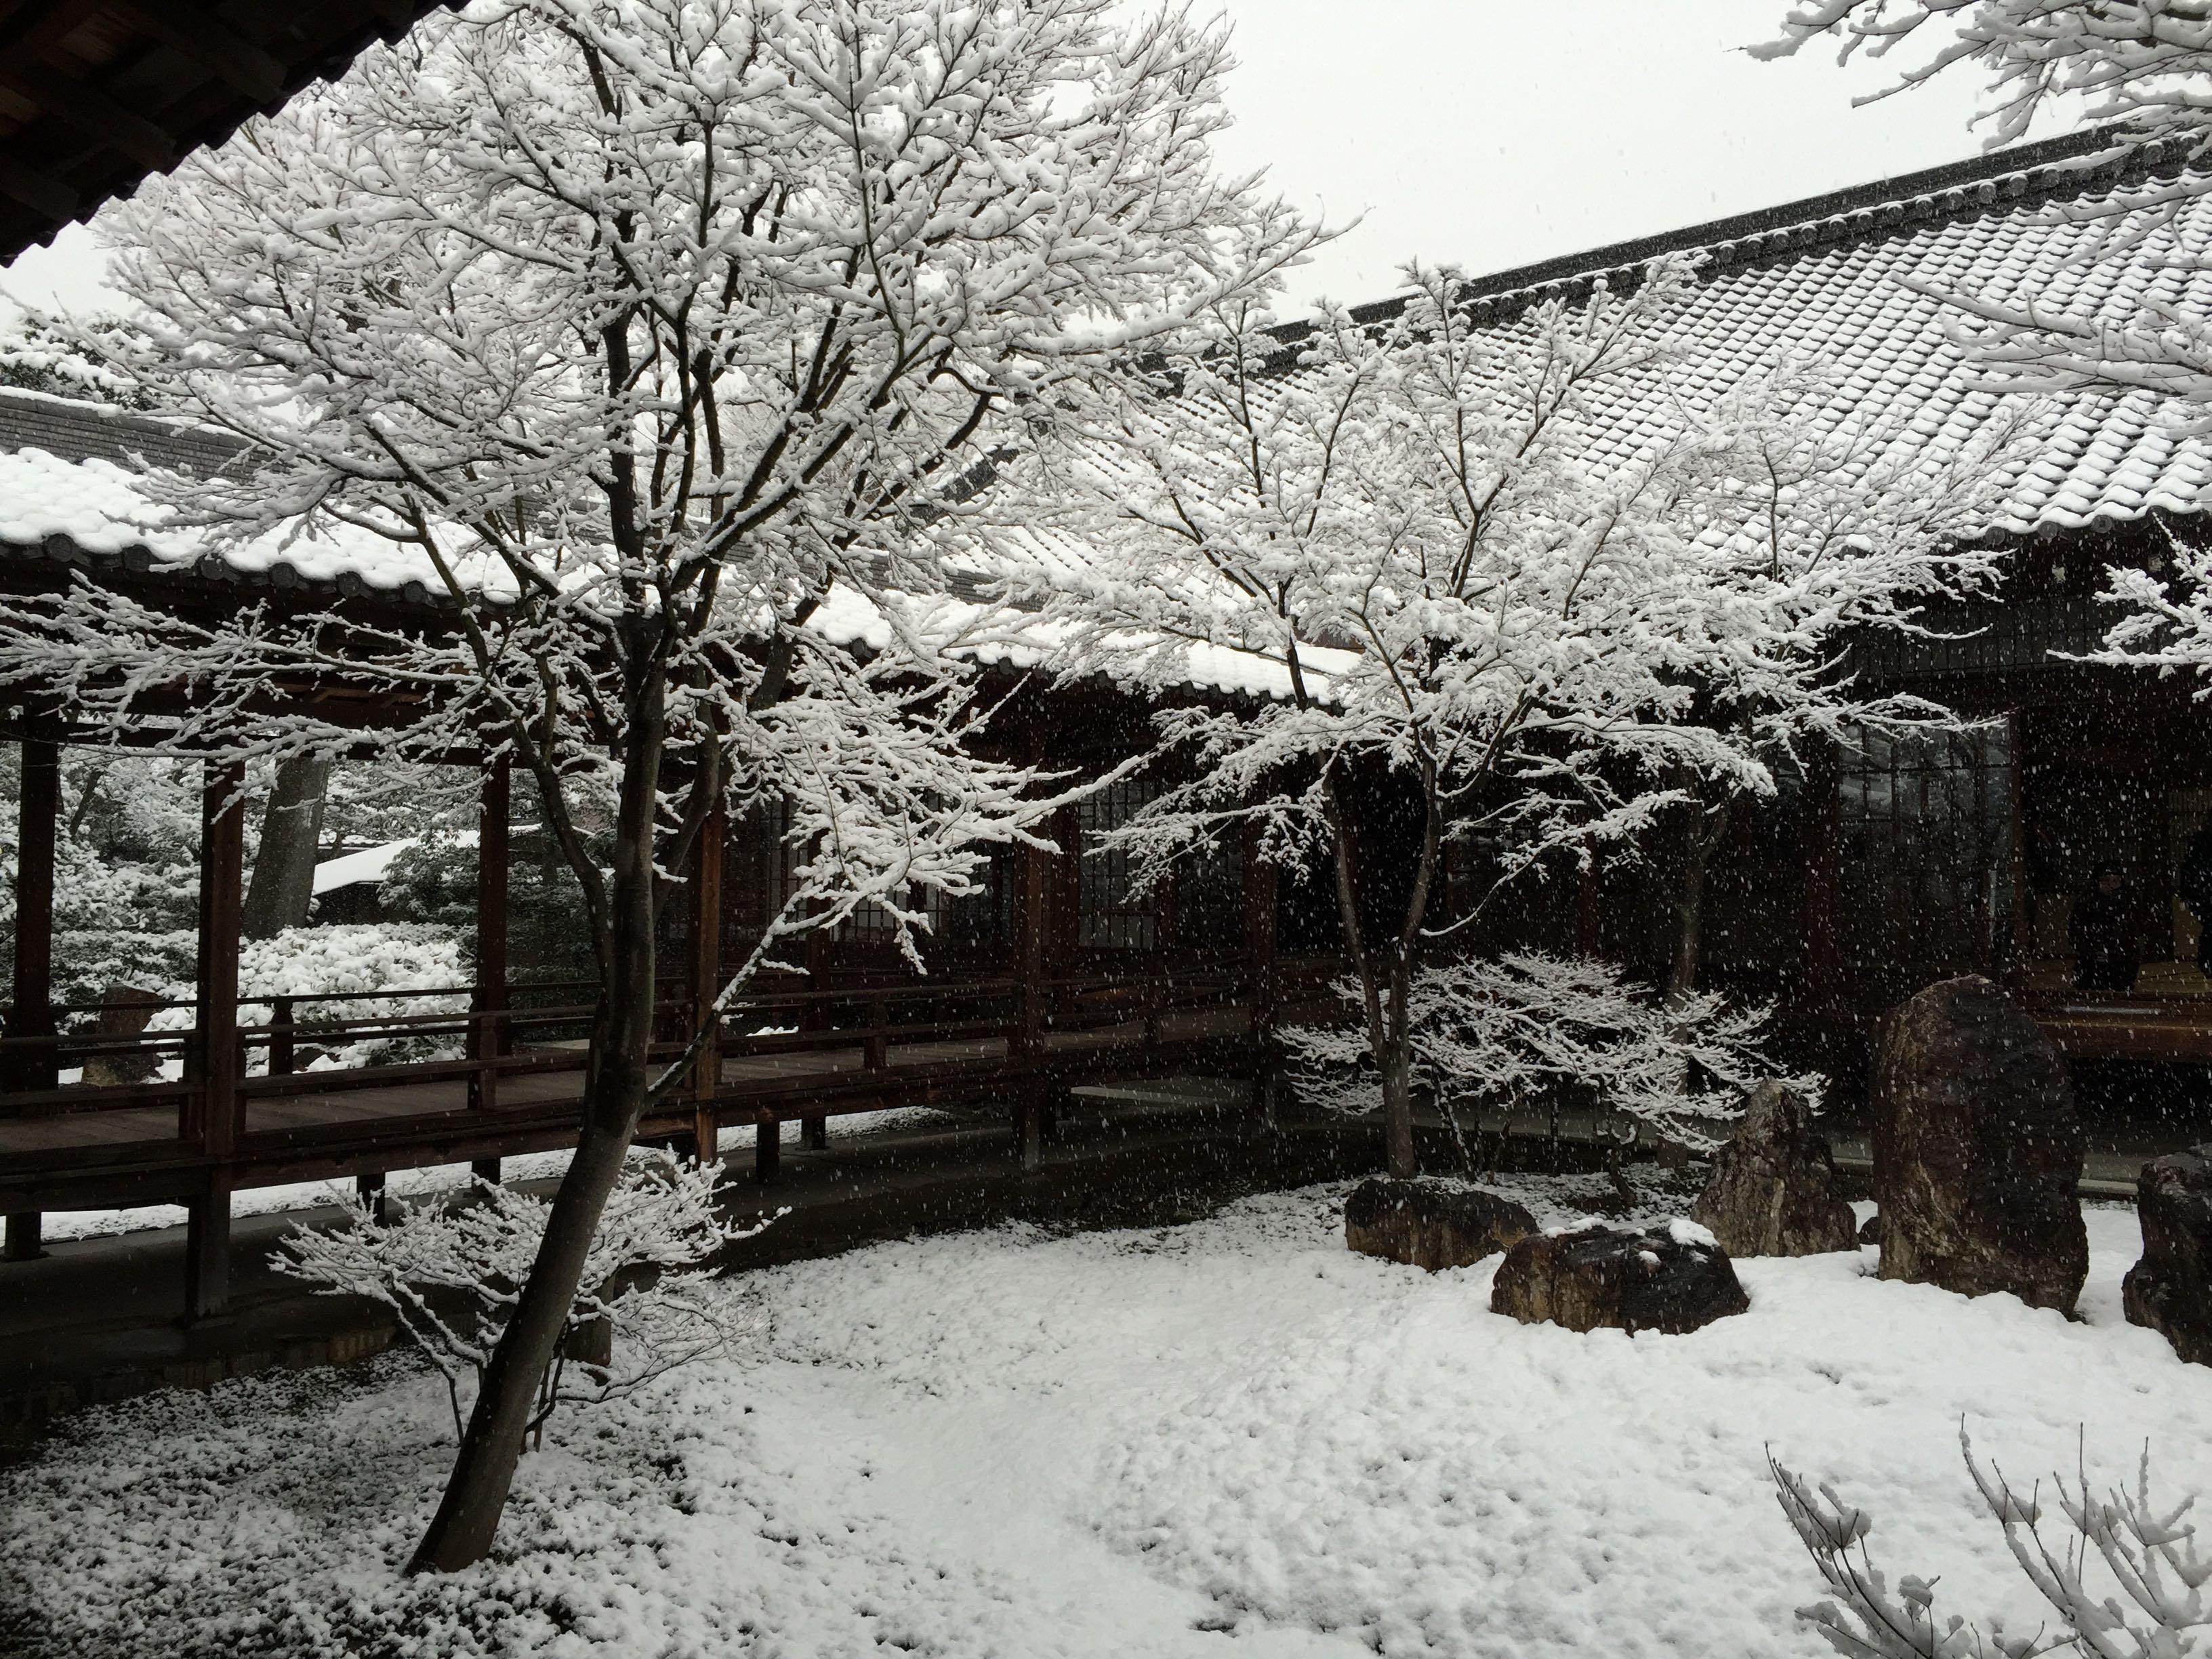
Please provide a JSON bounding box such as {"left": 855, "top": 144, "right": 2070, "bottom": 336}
{"left": 5, "top": 710, "right": 60, "bottom": 1093}
{"left": 689, "top": 794, "right": 725, "bottom": 1163}
{"left": 1242, "top": 821, "right": 1279, "bottom": 1132}
{"left": 470, "top": 759, "right": 510, "bottom": 1113}
{"left": 470, "top": 1157, "right": 501, "bottom": 1185}
{"left": 184, "top": 761, "right": 244, "bottom": 1322}
{"left": 4, "top": 711, "right": 60, "bottom": 1260}
{"left": 3, "top": 1212, "right": 41, "bottom": 1262}
{"left": 356, "top": 1170, "right": 395, "bottom": 1225}
{"left": 754, "top": 1113, "right": 781, "bottom": 1183}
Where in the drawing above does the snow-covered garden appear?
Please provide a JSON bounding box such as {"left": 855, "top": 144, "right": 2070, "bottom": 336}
{"left": 3, "top": 1179, "right": 2200, "bottom": 1659}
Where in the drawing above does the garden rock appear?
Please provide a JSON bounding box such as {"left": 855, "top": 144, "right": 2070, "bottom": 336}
{"left": 1858, "top": 1210, "right": 1883, "bottom": 1246}
{"left": 1343, "top": 1178, "right": 1537, "bottom": 1271}
{"left": 1689, "top": 1079, "right": 1858, "bottom": 1256}
{"left": 2123, "top": 1145, "right": 2212, "bottom": 1366}
{"left": 1871, "top": 975, "right": 2086, "bottom": 1313}
{"left": 1490, "top": 1219, "right": 1749, "bottom": 1334}
{"left": 79, "top": 983, "right": 163, "bottom": 1086}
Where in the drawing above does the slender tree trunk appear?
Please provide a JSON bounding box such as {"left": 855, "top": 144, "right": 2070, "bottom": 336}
{"left": 1665, "top": 797, "right": 1731, "bottom": 1008}
{"left": 1378, "top": 952, "right": 1416, "bottom": 1179}
{"left": 407, "top": 681, "right": 666, "bottom": 1575}
{"left": 241, "top": 755, "right": 331, "bottom": 940}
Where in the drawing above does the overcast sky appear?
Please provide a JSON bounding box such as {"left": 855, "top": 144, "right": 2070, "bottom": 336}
{"left": 0, "top": 0, "right": 2033, "bottom": 320}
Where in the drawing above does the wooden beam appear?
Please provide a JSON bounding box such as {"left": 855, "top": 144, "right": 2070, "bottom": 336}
{"left": 110, "top": 0, "right": 287, "bottom": 102}
{"left": 470, "top": 759, "right": 508, "bottom": 1112}
{"left": 0, "top": 59, "right": 177, "bottom": 171}
{"left": 0, "top": 150, "right": 75, "bottom": 222}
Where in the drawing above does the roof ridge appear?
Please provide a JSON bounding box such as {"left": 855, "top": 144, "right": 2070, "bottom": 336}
{"left": 1279, "top": 125, "right": 2173, "bottom": 344}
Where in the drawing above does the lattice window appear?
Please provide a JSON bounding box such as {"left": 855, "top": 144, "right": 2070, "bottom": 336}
{"left": 1079, "top": 778, "right": 1160, "bottom": 949}
{"left": 1174, "top": 835, "right": 1242, "bottom": 949}
{"left": 1838, "top": 723, "right": 2015, "bottom": 970}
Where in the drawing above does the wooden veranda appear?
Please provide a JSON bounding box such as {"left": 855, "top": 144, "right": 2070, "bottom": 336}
{"left": 0, "top": 718, "right": 1334, "bottom": 1323}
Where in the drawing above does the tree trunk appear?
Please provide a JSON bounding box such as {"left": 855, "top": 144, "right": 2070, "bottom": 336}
{"left": 1666, "top": 798, "right": 1730, "bottom": 1008}
{"left": 241, "top": 755, "right": 331, "bottom": 941}
{"left": 407, "top": 688, "right": 665, "bottom": 1574}
{"left": 1378, "top": 958, "right": 1417, "bottom": 1179}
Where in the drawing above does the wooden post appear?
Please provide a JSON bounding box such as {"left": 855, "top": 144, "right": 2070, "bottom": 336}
{"left": 800, "top": 1116, "right": 828, "bottom": 1151}
{"left": 470, "top": 1158, "right": 501, "bottom": 1185}
{"left": 268, "top": 994, "right": 295, "bottom": 1077}
{"left": 470, "top": 760, "right": 510, "bottom": 1113}
{"left": 754, "top": 1113, "right": 781, "bottom": 1183}
{"left": 184, "top": 761, "right": 244, "bottom": 1322}
{"left": 3, "top": 1212, "right": 41, "bottom": 1262}
{"left": 4, "top": 711, "right": 60, "bottom": 1257}
{"left": 184, "top": 1172, "right": 232, "bottom": 1322}
{"left": 1242, "top": 821, "right": 1279, "bottom": 1132}
{"left": 356, "top": 1171, "right": 394, "bottom": 1224}
{"left": 689, "top": 794, "right": 724, "bottom": 1163}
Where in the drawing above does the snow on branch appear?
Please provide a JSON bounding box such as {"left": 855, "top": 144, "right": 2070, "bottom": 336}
{"left": 272, "top": 1155, "right": 771, "bottom": 1446}
{"left": 1284, "top": 951, "right": 1791, "bottom": 1152}
{"left": 1774, "top": 1427, "right": 2212, "bottom": 1659}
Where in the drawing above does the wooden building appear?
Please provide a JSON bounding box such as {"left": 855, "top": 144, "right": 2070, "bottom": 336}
{"left": 8, "top": 125, "right": 2212, "bottom": 1318}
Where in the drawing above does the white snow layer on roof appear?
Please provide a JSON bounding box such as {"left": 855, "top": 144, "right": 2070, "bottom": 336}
{"left": 310, "top": 838, "right": 416, "bottom": 895}
{"left": 0, "top": 444, "right": 512, "bottom": 595}
{"left": 9, "top": 150, "right": 2209, "bottom": 662}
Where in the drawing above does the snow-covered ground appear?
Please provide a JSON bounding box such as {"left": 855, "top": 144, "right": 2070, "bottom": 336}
{"left": 3, "top": 1178, "right": 2202, "bottom": 1659}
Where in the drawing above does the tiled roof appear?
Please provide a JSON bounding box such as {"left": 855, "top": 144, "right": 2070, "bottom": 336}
{"left": 4, "top": 125, "right": 2208, "bottom": 630}
{"left": 1333, "top": 126, "right": 2212, "bottom": 536}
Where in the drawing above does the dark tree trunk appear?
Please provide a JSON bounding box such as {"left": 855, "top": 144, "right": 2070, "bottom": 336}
{"left": 1666, "top": 796, "right": 1731, "bottom": 1007}
{"left": 241, "top": 755, "right": 331, "bottom": 941}
{"left": 407, "top": 679, "right": 666, "bottom": 1575}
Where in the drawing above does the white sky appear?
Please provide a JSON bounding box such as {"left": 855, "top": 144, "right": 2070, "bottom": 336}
{"left": 0, "top": 0, "right": 2034, "bottom": 320}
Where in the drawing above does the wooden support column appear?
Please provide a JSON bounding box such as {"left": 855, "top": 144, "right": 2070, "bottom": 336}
{"left": 689, "top": 794, "right": 725, "bottom": 1163}
{"left": 470, "top": 1158, "right": 501, "bottom": 1185}
{"left": 754, "top": 1111, "right": 781, "bottom": 1183}
{"left": 184, "top": 761, "right": 244, "bottom": 1323}
{"left": 470, "top": 759, "right": 510, "bottom": 1114}
{"left": 4, "top": 710, "right": 60, "bottom": 1258}
{"left": 1242, "top": 820, "right": 1279, "bottom": 1132}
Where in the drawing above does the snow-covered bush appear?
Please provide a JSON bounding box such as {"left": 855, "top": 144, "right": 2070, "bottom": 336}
{"left": 141, "top": 922, "right": 470, "bottom": 1071}
{"left": 1284, "top": 951, "right": 1800, "bottom": 1155}
{"left": 1773, "top": 1429, "right": 2212, "bottom": 1659}
{"left": 272, "top": 1154, "right": 765, "bottom": 1446}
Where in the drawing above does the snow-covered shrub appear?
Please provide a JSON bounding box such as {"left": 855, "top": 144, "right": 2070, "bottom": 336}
{"left": 1773, "top": 1429, "right": 2212, "bottom": 1659}
{"left": 1285, "top": 950, "right": 1803, "bottom": 1155}
{"left": 272, "top": 1154, "right": 765, "bottom": 1445}
{"left": 142, "top": 922, "right": 470, "bottom": 1071}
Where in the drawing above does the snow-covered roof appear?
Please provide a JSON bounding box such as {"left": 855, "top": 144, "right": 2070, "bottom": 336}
{"left": 1326, "top": 125, "right": 2212, "bottom": 536}
{"left": 5, "top": 126, "right": 2208, "bottom": 678}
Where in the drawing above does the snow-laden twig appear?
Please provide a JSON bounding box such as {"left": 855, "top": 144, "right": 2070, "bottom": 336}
{"left": 1285, "top": 951, "right": 1795, "bottom": 1153}
{"left": 1774, "top": 1427, "right": 2212, "bottom": 1659}
{"left": 272, "top": 1154, "right": 773, "bottom": 1446}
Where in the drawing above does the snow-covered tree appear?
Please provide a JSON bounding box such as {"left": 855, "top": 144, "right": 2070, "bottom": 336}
{"left": 1763, "top": 1, "right": 2212, "bottom": 689}
{"left": 1283, "top": 951, "right": 1801, "bottom": 1158}
{"left": 0, "top": 0, "right": 1313, "bottom": 1570}
{"left": 273, "top": 1155, "right": 762, "bottom": 1448}
{"left": 1032, "top": 259, "right": 2018, "bottom": 1178}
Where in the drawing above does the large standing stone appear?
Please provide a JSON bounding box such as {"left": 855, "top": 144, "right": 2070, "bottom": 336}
{"left": 1343, "top": 1178, "right": 1538, "bottom": 1272}
{"left": 2123, "top": 1146, "right": 2212, "bottom": 1366}
{"left": 1490, "top": 1219, "right": 1749, "bottom": 1334}
{"left": 1691, "top": 1080, "right": 1859, "bottom": 1257}
{"left": 1871, "top": 975, "right": 2086, "bottom": 1313}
